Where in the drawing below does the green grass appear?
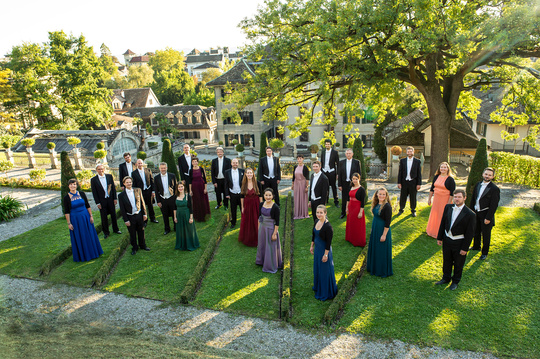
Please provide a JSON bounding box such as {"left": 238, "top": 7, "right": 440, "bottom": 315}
{"left": 0, "top": 210, "right": 102, "bottom": 278}
{"left": 192, "top": 196, "right": 286, "bottom": 319}
{"left": 289, "top": 204, "right": 365, "bottom": 328}
{"left": 337, "top": 204, "right": 540, "bottom": 358}
{"left": 103, "top": 202, "right": 224, "bottom": 301}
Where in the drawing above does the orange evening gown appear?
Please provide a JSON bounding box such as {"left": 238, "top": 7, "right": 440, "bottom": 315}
{"left": 426, "top": 175, "right": 451, "bottom": 238}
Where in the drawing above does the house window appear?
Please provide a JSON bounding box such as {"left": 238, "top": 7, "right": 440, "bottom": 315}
{"left": 476, "top": 122, "right": 487, "bottom": 136}
{"left": 224, "top": 117, "right": 234, "bottom": 125}
{"left": 151, "top": 117, "right": 158, "bottom": 126}
{"left": 113, "top": 102, "right": 121, "bottom": 110}
{"left": 507, "top": 126, "right": 515, "bottom": 134}
{"left": 112, "top": 138, "right": 137, "bottom": 157}
{"left": 362, "top": 135, "right": 373, "bottom": 148}
{"left": 300, "top": 132, "right": 309, "bottom": 142}
{"left": 239, "top": 111, "right": 254, "bottom": 124}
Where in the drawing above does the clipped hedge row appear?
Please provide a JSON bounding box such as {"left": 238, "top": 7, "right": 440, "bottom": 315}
{"left": 280, "top": 193, "right": 293, "bottom": 320}
{"left": 93, "top": 234, "right": 130, "bottom": 287}
{"left": 323, "top": 244, "right": 369, "bottom": 325}
{"left": 490, "top": 152, "right": 540, "bottom": 188}
{"left": 534, "top": 203, "right": 540, "bottom": 215}
{"left": 179, "top": 212, "right": 229, "bottom": 304}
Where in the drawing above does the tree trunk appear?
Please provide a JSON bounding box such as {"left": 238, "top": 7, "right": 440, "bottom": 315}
{"left": 424, "top": 92, "right": 453, "bottom": 178}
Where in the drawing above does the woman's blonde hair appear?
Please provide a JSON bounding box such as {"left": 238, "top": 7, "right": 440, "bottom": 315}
{"left": 371, "top": 187, "right": 391, "bottom": 215}
{"left": 434, "top": 161, "right": 453, "bottom": 177}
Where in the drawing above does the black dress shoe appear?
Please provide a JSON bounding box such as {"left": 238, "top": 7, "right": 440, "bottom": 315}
{"left": 104, "top": 234, "right": 109, "bottom": 239}
{"left": 131, "top": 249, "right": 137, "bottom": 255}
{"left": 411, "top": 212, "right": 417, "bottom": 217}
{"left": 480, "top": 254, "right": 488, "bottom": 260}
{"left": 469, "top": 247, "right": 481, "bottom": 251}
{"left": 335, "top": 202, "right": 340, "bottom": 207}
{"left": 215, "top": 205, "right": 222, "bottom": 210}
{"left": 449, "top": 283, "right": 459, "bottom": 290}
{"left": 151, "top": 219, "right": 159, "bottom": 223}
{"left": 142, "top": 247, "right": 151, "bottom": 251}
{"left": 164, "top": 230, "right": 170, "bottom": 235}
{"left": 397, "top": 210, "right": 404, "bottom": 215}
{"left": 114, "top": 231, "right": 122, "bottom": 234}
{"left": 230, "top": 223, "right": 235, "bottom": 229}
{"left": 435, "top": 279, "right": 450, "bottom": 285}
{"left": 339, "top": 214, "right": 346, "bottom": 219}
{"left": 224, "top": 206, "right": 228, "bottom": 210}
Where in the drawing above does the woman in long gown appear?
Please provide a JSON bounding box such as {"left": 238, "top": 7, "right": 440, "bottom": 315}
{"left": 63, "top": 178, "right": 103, "bottom": 262}
{"left": 239, "top": 168, "right": 262, "bottom": 247}
{"left": 310, "top": 204, "right": 338, "bottom": 301}
{"left": 188, "top": 157, "right": 211, "bottom": 222}
{"left": 426, "top": 162, "right": 455, "bottom": 238}
{"left": 174, "top": 181, "right": 200, "bottom": 251}
{"left": 345, "top": 172, "right": 367, "bottom": 246}
{"left": 292, "top": 154, "right": 310, "bottom": 219}
{"left": 366, "top": 187, "right": 393, "bottom": 277}
{"left": 255, "top": 188, "right": 282, "bottom": 273}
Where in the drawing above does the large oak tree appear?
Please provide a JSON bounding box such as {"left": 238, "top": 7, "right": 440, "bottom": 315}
{"left": 228, "top": 0, "right": 540, "bottom": 175}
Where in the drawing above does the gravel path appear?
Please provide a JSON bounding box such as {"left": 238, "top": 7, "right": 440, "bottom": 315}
{"left": 0, "top": 275, "right": 497, "bottom": 359}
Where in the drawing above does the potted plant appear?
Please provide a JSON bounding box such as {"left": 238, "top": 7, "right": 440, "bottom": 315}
{"left": 235, "top": 143, "right": 245, "bottom": 157}
{"left": 47, "top": 142, "right": 59, "bottom": 169}
{"left": 47, "top": 142, "right": 56, "bottom": 152}
{"left": 1, "top": 135, "right": 20, "bottom": 165}
{"left": 21, "top": 138, "right": 36, "bottom": 168}
{"left": 335, "top": 142, "right": 341, "bottom": 150}
{"left": 94, "top": 149, "right": 107, "bottom": 164}
{"left": 203, "top": 138, "right": 209, "bottom": 147}
{"left": 218, "top": 140, "right": 224, "bottom": 146}
{"left": 269, "top": 138, "right": 284, "bottom": 157}
{"left": 231, "top": 139, "right": 239, "bottom": 147}
{"left": 391, "top": 145, "right": 402, "bottom": 160}
{"left": 67, "top": 136, "right": 81, "bottom": 149}
{"left": 309, "top": 144, "right": 319, "bottom": 159}
{"left": 96, "top": 142, "right": 105, "bottom": 150}
{"left": 67, "top": 136, "right": 83, "bottom": 170}
{"left": 189, "top": 140, "right": 195, "bottom": 147}
{"left": 137, "top": 151, "right": 147, "bottom": 161}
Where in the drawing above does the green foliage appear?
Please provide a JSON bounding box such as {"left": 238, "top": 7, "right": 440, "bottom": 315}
{"left": 189, "top": 140, "right": 195, "bottom": 146}
{"left": 46, "top": 142, "right": 56, "bottom": 150}
{"left": 309, "top": 144, "right": 319, "bottom": 154}
{"left": 96, "top": 142, "right": 105, "bottom": 150}
{"left": 235, "top": 143, "right": 244, "bottom": 152}
{"left": 137, "top": 151, "right": 147, "bottom": 161}
{"left": 466, "top": 138, "right": 489, "bottom": 206}
{"left": 146, "top": 160, "right": 154, "bottom": 169}
{"left": 76, "top": 169, "right": 94, "bottom": 186}
{"left": 149, "top": 48, "right": 194, "bottom": 105}
{"left": 147, "top": 141, "right": 158, "bottom": 148}
{"left": 145, "top": 122, "right": 153, "bottom": 136}
{"left": 153, "top": 113, "right": 176, "bottom": 137}
{"left": 160, "top": 139, "right": 179, "bottom": 179}
{"left": 66, "top": 136, "right": 81, "bottom": 148}
{"left": 0, "top": 194, "right": 25, "bottom": 222}
{"left": 534, "top": 202, "right": 540, "bottom": 215}
{"left": 259, "top": 132, "right": 268, "bottom": 159}
{"left": 269, "top": 138, "right": 284, "bottom": 149}
{"left": 127, "top": 65, "right": 154, "bottom": 88}
{"left": 353, "top": 138, "right": 367, "bottom": 190}
{"left": 93, "top": 149, "right": 107, "bottom": 159}
{"left": 202, "top": 138, "right": 208, "bottom": 144}
{"left": 0, "top": 135, "right": 21, "bottom": 149}
{"left": 281, "top": 193, "right": 293, "bottom": 319}
{"left": 21, "top": 138, "right": 35, "bottom": 147}
{"left": 93, "top": 235, "right": 130, "bottom": 286}
{"left": 218, "top": 140, "right": 224, "bottom": 145}
{"left": 373, "top": 116, "right": 392, "bottom": 163}
{"left": 0, "top": 160, "right": 14, "bottom": 175}
{"left": 183, "top": 86, "right": 215, "bottom": 107}
{"left": 60, "top": 151, "right": 78, "bottom": 214}
{"left": 29, "top": 169, "right": 46, "bottom": 181}
{"left": 490, "top": 152, "right": 540, "bottom": 188}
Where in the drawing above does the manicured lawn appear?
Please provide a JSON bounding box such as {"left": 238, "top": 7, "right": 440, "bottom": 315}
{"left": 290, "top": 204, "right": 365, "bottom": 328}
{"left": 193, "top": 196, "right": 286, "bottom": 319}
{"left": 103, "top": 202, "right": 225, "bottom": 301}
{"left": 0, "top": 210, "right": 102, "bottom": 279}
{"left": 337, "top": 205, "right": 540, "bottom": 358}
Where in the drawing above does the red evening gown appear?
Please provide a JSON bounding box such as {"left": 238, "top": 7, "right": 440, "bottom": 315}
{"left": 345, "top": 187, "right": 366, "bottom": 246}
{"left": 191, "top": 168, "right": 211, "bottom": 222}
{"left": 239, "top": 188, "right": 260, "bottom": 246}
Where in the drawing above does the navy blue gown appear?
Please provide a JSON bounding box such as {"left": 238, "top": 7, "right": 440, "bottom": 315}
{"left": 68, "top": 193, "right": 103, "bottom": 262}
{"left": 312, "top": 226, "right": 337, "bottom": 301}
{"left": 366, "top": 203, "right": 393, "bottom": 277}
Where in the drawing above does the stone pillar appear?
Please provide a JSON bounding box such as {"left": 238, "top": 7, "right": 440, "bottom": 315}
{"left": 73, "top": 149, "right": 83, "bottom": 170}
{"left": 5, "top": 149, "right": 15, "bottom": 165}
{"left": 26, "top": 148, "right": 37, "bottom": 168}
{"left": 49, "top": 149, "right": 59, "bottom": 169}
{"left": 390, "top": 155, "right": 400, "bottom": 182}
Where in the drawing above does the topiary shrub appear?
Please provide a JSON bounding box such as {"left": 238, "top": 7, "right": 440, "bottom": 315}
{"left": 21, "top": 138, "right": 35, "bottom": 148}
{"left": 190, "top": 140, "right": 195, "bottom": 146}
{"left": 269, "top": 138, "right": 284, "bottom": 150}
{"left": 231, "top": 138, "right": 239, "bottom": 146}
{"left": 29, "top": 169, "right": 46, "bottom": 181}
{"left": 0, "top": 160, "right": 14, "bottom": 176}
{"left": 259, "top": 133, "right": 268, "bottom": 159}
{"left": 137, "top": 151, "right": 147, "bottom": 161}
{"left": 93, "top": 149, "right": 107, "bottom": 159}
{"left": 46, "top": 142, "right": 56, "bottom": 150}
{"left": 60, "top": 151, "right": 79, "bottom": 214}
{"left": 96, "top": 142, "right": 105, "bottom": 150}
{"left": 235, "top": 143, "right": 245, "bottom": 152}
{"left": 353, "top": 138, "right": 368, "bottom": 191}
{"left": 534, "top": 202, "right": 540, "bottom": 215}
{"left": 67, "top": 136, "right": 81, "bottom": 148}
{"left": 148, "top": 141, "right": 158, "bottom": 148}
{"left": 218, "top": 140, "right": 224, "bottom": 146}
{"left": 161, "top": 139, "right": 180, "bottom": 179}
{"left": 309, "top": 144, "right": 320, "bottom": 154}
{"left": 466, "top": 138, "right": 489, "bottom": 207}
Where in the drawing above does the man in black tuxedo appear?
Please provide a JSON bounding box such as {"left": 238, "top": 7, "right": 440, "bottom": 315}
{"left": 436, "top": 189, "right": 476, "bottom": 290}
{"left": 154, "top": 162, "right": 178, "bottom": 235}
{"left": 338, "top": 148, "right": 361, "bottom": 219}
{"left": 320, "top": 139, "right": 340, "bottom": 207}
{"left": 118, "top": 176, "right": 149, "bottom": 255}
{"left": 224, "top": 158, "right": 245, "bottom": 229}
{"left": 211, "top": 146, "right": 232, "bottom": 210}
{"left": 469, "top": 167, "right": 500, "bottom": 260}
{"left": 131, "top": 159, "right": 158, "bottom": 225}
{"left": 308, "top": 161, "right": 329, "bottom": 224}
{"left": 397, "top": 146, "right": 422, "bottom": 217}
{"left": 118, "top": 152, "right": 134, "bottom": 190}
{"left": 177, "top": 144, "right": 192, "bottom": 183}
{"left": 90, "top": 164, "right": 121, "bottom": 239}
{"left": 258, "top": 146, "right": 281, "bottom": 205}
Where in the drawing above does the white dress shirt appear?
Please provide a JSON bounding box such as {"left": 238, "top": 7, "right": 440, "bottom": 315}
{"left": 346, "top": 159, "right": 352, "bottom": 181}
{"left": 323, "top": 150, "right": 333, "bottom": 172}
{"left": 160, "top": 174, "right": 171, "bottom": 199}
{"left": 125, "top": 161, "right": 133, "bottom": 176}
{"left": 446, "top": 204, "right": 465, "bottom": 240}
{"left": 231, "top": 169, "right": 241, "bottom": 194}
{"left": 311, "top": 172, "right": 322, "bottom": 201}
{"left": 406, "top": 157, "right": 414, "bottom": 181}
{"left": 266, "top": 156, "right": 275, "bottom": 178}
{"left": 217, "top": 157, "right": 224, "bottom": 179}
{"left": 98, "top": 175, "right": 109, "bottom": 198}
{"left": 475, "top": 182, "right": 489, "bottom": 211}
{"left": 126, "top": 188, "right": 139, "bottom": 215}
{"left": 185, "top": 155, "right": 191, "bottom": 175}
{"left": 138, "top": 169, "right": 148, "bottom": 189}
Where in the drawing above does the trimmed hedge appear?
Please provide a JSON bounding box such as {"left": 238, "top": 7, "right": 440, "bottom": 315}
{"left": 280, "top": 192, "right": 293, "bottom": 320}
{"left": 534, "top": 202, "right": 540, "bottom": 215}
{"left": 490, "top": 152, "right": 540, "bottom": 188}
{"left": 179, "top": 212, "right": 229, "bottom": 303}
{"left": 93, "top": 234, "right": 130, "bottom": 286}
{"left": 323, "top": 244, "right": 370, "bottom": 325}
{"left": 466, "top": 138, "right": 489, "bottom": 206}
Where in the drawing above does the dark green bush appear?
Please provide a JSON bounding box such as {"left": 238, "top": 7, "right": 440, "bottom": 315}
{"left": 353, "top": 138, "right": 368, "bottom": 195}
{"left": 137, "top": 151, "right": 147, "bottom": 161}
{"left": 259, "top": 133, "right": 268, "bottom": 159}
{"left": 466, "top": 138, "right": 488, "bottom": 206}
{"left": 490, "top": 152, "right": 540, "bottom": 188}
{"left": 61, "top": 151, "right": 79, "bottom": 214}
{"left": 96, "top": 142, "right": 105, "bottom": 150}
{"left": 161, "top": 139, "right": 180, "bottom": 180}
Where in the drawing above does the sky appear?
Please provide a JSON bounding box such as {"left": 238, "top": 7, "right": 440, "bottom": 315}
{"left": 1, "top": 0, "right": 266, "bottom": 62}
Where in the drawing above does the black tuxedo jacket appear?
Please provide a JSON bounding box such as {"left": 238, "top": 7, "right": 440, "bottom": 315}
{"left": 398, "top": 157, "right": 422, "bottom": 186}
{"left": 118, "top": 187, "right": 147, "bottom": 222}
{"left": 337, "top": 159, "right": 361, "bottom": 187}
{"left": 177, "top": 154, "right": 192, "bottom": 182}
{"left": 320, "top": 149, "right": 339, "bottom": 171}
{"left": 437, "top": 204, "right": 476, "bottom": 251}
{"left": 90, "top": 174, "right": 117, "bottom": 206}
{"left": 258, "top": 156, "right": 281, "bottom": 181}
{"left": 153, "top": 172, "right": 177, "bottom": 204}
{"left": 211, "top": 157, "right": 232, "bottom": 184}
{"left": 131, "top": 167, "right": 154, "bottom": 192}
{"left": 469, "top": 181, "right": 500, "bottom": 224}
{"left": 224, "top": 168, "right": 245, "bottom": 196}
{"left": 309, "top": 172, "right": 329, "bottom": 202}
{"left": 119, "top": 161, "right": 134, "bottom": 184}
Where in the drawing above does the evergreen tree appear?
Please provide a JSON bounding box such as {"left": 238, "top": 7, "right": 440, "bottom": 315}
{"left": 60, "top": 151, "right": 78, "bottom": 214}
{"left": 259, "top": 133, "right": 268, "bottom": 159}
{"left": 466, "top": 138, "right": 489, "bottom": 207}
{"left": 352, "top": 138, "right": 368, "bottom": 193}
{"left": 161, "top": 138, "right": 180, "bottom": 179}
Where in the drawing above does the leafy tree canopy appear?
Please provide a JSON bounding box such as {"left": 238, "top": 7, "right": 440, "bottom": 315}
{"left": 128, "top": 64, "right": 154, "bottom": 88}
{"left": 227, "top": 0, "right": 540, "bottom": 175}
